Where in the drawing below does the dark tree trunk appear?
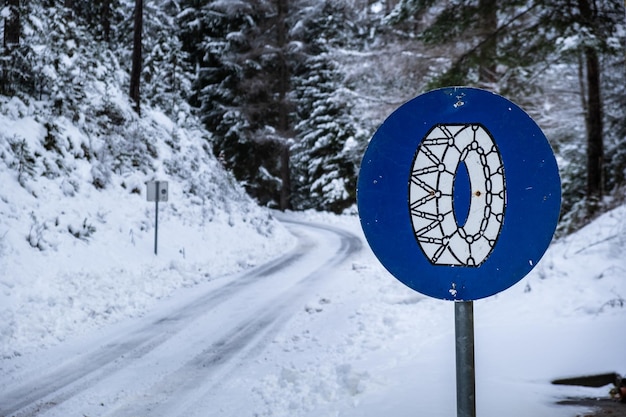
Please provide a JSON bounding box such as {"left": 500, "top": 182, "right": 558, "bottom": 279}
{"left": 102, "top": 0, "right": 112, "bottom": 43}
{"left": 578, "top": 0, "right": 604, "bottom": 216}
{"left": 478, "top": 0, "right": 497, "bottom": 85}
{"left": 3, "top": 0, "right": 20, "bottom": 47}
{"left": 583, "top": 47, "right": 604, "bottom": 213}
{"left": 276, "top": 0, "right": 292, "bottom": 211}
{"left": 2, "top": 0, "right": 20, "bottom": 95}
{"left": 280, "top": 145, "right": 292, "bottom": 211}
{"left": 130, "top": 0, "right": 143, "bottom": 115}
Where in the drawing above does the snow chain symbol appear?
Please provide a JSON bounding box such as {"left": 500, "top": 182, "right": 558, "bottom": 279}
{"left": 409, "top": 124, "right": 506, "bottom": 267}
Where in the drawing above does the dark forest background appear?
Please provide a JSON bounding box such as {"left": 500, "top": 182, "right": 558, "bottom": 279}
{"left": 1, "top": 0, "right": 624, "bottom": 235}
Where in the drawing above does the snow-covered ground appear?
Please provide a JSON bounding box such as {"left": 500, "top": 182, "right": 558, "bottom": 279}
{"left": 1, "top": 198, "right": 626, "bottom": 416}
{"left": 0, "top": 169, "right": 295, "bottom": 359}
{"left": 247, "top": 209, "right": 626, "bottom": 417}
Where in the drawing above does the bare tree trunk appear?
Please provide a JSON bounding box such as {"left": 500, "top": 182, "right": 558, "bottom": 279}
{"left": 478, "top": 0, "right": 497, "bottom": 85}
{"left": 276, "top": 0, "right": 292, "bottom": 211}
{"left": 578, "top": 0, "right": 604, "bottom": 216}
{"left": 102, "top": 0, "right": 112, "bottom": 43}
{"left": 2, "top": 0, "right": 20, "bottom": 95}
{"left": 130, "top": 0, "right": 143, "bottom": 115}
{"left": 280, "top": 145, "right": 292, "bottom": 211}
{"left": 3, "top": 0, "right": 20, "bottom": 47}
{"left": 583, "top": 47, "right": 604, "bottom": 214}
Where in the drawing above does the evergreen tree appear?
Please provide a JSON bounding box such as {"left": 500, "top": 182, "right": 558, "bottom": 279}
{"left": 602, "top": 50, "right": 626, "bottom": 200}
{"left": 386, "top": 0, "right": 625, "bottom": 223}
{"left": 142, "top": 0, "right": 193, "bottom": 116}
{"left": 68, "top": 0, "right": 117, "bottom": 43}
{"left": 292, "top": 55, "right": 363, "bottom": 213}
{"left": 3, "top": 0, "right": 20, "bottom": 47}
{"left": 8, "top": 136, "right": 37, "bottom": 186}
{"left": 176, "top": 0, "right": 205, "bottom": 108}
{"left": 291, "top": 1, "right": 366, "bottom": 212}
{"left": 40, "top": 3, "right": 90, "bottom": 119}
{"left": 230, "top": 0, "right": 295, "bottom": 210}
{"left": 182, "top": 0, "right": 367, "bottom": 211}
{"left": 182, "top": 0, "right": 295, "bottom": 208}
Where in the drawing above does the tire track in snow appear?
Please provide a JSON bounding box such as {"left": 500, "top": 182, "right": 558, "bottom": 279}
{"left": 107, "top": 220, "right": 361, "bottom": 417}
{"left": 0, "top": 238, "right": 309, "bottom": 417}
{"left": 0, "top": 220, "right": 361, "bottom": 417}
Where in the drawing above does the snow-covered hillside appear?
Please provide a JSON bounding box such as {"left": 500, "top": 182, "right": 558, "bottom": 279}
{"left": 0, "top": 93, "right": 296, "bottom": 359}
{"left": 0, "top": 0, "right": 297, "bottom": 361}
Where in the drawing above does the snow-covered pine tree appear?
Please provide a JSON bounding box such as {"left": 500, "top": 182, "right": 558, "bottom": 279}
{"left": 386, "top": 0, "right": 626, "bottom": 229}
{"left": 68, "top": 0, "right": 117, "bottom": 43}
{"left": 182, "top": 0, "right": 293, "bottom": 208}
{"left": 603, "top": 54, "right": 626, "bottom": 200}
{"left": 176, "top": 0, "right": 205, "bottom": 108}
{"left": 185, "top": 0, "right": 368, "bottom": 211}
{"left": 141, "top": 0, "right": 194, "bottom": 117}
{"left": 38, "top": 3, "right": 90, "bottom": 120}
{"left": 7, "top": 136, "right": 36, "bottom": 186}
{"left": 292, "top": 55, "right": 362, "bottom": 213}
{"left": 290, "top": 0, "right": 365, "bottom": 213}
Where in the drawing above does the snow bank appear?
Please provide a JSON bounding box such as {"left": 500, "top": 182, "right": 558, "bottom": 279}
{"left": 243, "top": 209, "right": 626, "bottom": 417}
{"left": 0, "top": 97, "right": 296, "bottom": 359}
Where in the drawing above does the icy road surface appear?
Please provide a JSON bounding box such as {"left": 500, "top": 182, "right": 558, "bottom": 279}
{"left": 0, "top": 220, "right": 361, "bottom": 417}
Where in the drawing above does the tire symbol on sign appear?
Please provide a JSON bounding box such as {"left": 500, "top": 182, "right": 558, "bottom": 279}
{"left": 409, "top": 124, "right": 506, "bottom": 267}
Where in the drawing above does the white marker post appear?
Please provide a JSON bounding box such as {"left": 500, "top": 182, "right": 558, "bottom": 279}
{"left": 146, "top": 181, "right": 168, "bottom": 255}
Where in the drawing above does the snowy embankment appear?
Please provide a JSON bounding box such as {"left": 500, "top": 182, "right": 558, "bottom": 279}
{"left": 0, "top": 178, "right": 295, "bottom": 359}
{"left": 242, "top": 209, "right": 626, "bottom": 417}
{"left": 0, "top": 96, "right": 296, "bottom": 359}
{"left": 1, "top": 199, "right": 625, "bottom": 416}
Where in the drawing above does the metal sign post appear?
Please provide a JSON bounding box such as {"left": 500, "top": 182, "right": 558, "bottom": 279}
{"left": 455, "top": 301, "right": 476, "bottom": 417}
{"left": 154, "top": 183, "right": 159, "bottom": 255}
{"left": 146, "top": 180, "right": 169, "bottom": 255}
{"left": 357, "top": 87, "right": 561, "bottom": 417}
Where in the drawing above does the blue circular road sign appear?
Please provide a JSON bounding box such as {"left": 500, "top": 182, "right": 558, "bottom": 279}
{"left": 357, "top": 87, "right": 561, "bottom": 300}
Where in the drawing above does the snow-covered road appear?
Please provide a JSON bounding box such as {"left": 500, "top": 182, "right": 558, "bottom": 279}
{"left": 0, "top": 220, "right": 361, "bottom": 417}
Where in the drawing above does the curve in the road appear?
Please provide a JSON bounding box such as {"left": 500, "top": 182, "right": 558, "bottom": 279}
{"left": 0, "top": 219, "right": 361, "bottom": 417}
